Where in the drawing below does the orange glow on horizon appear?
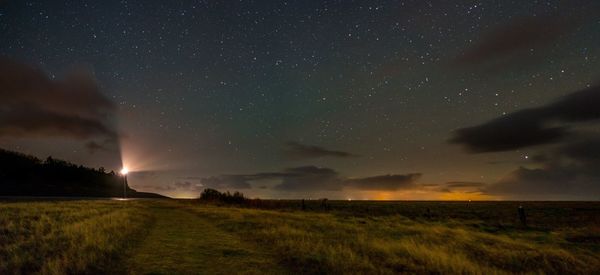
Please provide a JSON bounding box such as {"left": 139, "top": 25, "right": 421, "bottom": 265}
{"left": 438, "top": 191, "right": 497, "bottom": 201}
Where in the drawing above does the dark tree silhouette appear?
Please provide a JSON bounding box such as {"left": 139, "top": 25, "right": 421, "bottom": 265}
{"left": 0, "top": 148, "right": 165, "bottom": 198}
{"left": 199, "top": 188, "right": 246, "bottom": 204}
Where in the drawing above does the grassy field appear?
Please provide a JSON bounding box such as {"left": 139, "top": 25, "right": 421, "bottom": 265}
{"left": 1, "top": 199, "right": 598, "bottom": 274}
{"left": 0, "top": 200, "right": 153, "bottom": 274}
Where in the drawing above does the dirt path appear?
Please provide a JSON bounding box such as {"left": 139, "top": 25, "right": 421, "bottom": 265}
{"left": 126, "top": 204, "right": 285, "bottom": 274}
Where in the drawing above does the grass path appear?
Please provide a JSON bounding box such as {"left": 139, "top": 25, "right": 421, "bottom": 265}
{"left": 126, "top": 204, "right": 285, "bottom": 275}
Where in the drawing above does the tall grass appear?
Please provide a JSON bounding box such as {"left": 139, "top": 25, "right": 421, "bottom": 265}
{"left": 0, "top": 200, "right": 152, "bottom": 274}
{"left": 182, "top": 203, "right": 600, "bottom": 274}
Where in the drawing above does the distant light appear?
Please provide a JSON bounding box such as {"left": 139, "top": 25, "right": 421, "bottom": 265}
{"left": 120, "top": 167, "right": 129, "bottom": 175}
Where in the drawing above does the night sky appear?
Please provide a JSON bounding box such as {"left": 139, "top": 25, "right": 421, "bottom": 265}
{"left": 1, "top": 0, "right": 599, "bottom": 199}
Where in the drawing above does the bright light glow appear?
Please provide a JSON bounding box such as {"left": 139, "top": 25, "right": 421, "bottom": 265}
{"left": 120, "top": 167, "right": 129, "bottom": 175}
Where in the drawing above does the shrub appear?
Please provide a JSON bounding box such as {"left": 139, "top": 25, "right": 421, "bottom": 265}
{"left": 199, "top": 189, "right": 247, "bottom": 204}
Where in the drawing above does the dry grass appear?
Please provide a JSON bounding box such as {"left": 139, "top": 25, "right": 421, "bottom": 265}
{"left": 180, "top": 202, "right": 600, "bottom": 274}
{"left": 1, "top": 199, "right": 598, "bottom": 274}
{"left": 0, "top": 200, "right": 152, "bottom": 274}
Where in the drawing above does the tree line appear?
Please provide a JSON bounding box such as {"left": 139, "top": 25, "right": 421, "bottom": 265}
{"left": 0, "top": 148, "right": 162, "bottom": 198}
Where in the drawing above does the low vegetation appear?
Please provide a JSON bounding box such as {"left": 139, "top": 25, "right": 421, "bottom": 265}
{"left": 200, "top": 188, "right": 247, "bottom": 204}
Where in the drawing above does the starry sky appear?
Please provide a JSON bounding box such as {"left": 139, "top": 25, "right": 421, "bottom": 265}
{"left": 1, "top": 0, "right": 599, "bottom": 200}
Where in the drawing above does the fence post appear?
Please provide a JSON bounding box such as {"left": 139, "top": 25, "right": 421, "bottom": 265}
{"left": 321, "top": 198, "right": 328, "bottom": 210}
{"left": 518, "top": 205, "right": 527, "bottom": 227}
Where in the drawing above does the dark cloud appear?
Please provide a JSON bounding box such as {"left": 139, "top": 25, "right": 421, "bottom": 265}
{"left": 200, "top": 175, "right": 253, "bottom": 189}
{"left": 85, "top": 141, "right": 108, "bottom": 154}
{"left": 207, "top": 166, "right": 343, "bottom": 191}
{"left": 273, "top": 166, "right": 342, "bottom": 191}
{"left": 449, "top": 109, "right": 567, "bottom": 152}
{"left": 455, "top": 16, "right": 568, "bottom": 65}
{"left": 445, "top": 181, "right": 485, "bottom": 188}
{"left": 174, "top": 181, "right": 205, "bottom": 191}
{"left": 485, "top": 138, "right": 600, "bottom": 198}
{"left": 284, "top": 141, "right": 359, "bottom": 159}
{"left": 0, "top": 57, "right": 118, "bottom": 150}
{"left": 438, "top": 181, "right": 486, "bottom": 193}
{"left": 199, "top": 165, "right": 422, "bottom": 192}
{"left": 138, "top": 184, "right": 176, "bottom": 192}
{"left": 0, "top": 104, "right": 117, "bottom": 140}
{"left": 85, "top": 139, "right": 117, "bottom": 154}
{"left": 344, "top": 174, "right": 421, "bottom": 191}
{"left": 140, "top": 180, "right": 205, "bottom": 193}
{"left": 558, "top": 138, "right": 600, "bottom": 163}
{"left": 452, "top": 84, "right": 600, "bottom": 198}
{"left": 421, "top": 183, "right": 440, "bottom": 187}
{"left": 450, "top": 85, "right": 600, "bottom": 153}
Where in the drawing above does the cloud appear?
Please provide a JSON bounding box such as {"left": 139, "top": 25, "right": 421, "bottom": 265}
{"left": 0, "top": 104, "right": 117, "bottom": 139}
{"left": 0, "top": 57, "right": 118, "bottom": 151}
{"left": 455, "top": 16, "right": 568, "bottom": 65}
{"left": 273, "top": 166, "right": 342, "bottom": 191}
{"left": 199, "top": 166, "right": 423, "bottom": 192}
{"left": 344, "top": 174, "right": 422, "bottom": 191}
{"left": 445, "top": 181, "right": 486, "bottom": 188}
{"left": 138, "top": 184, "right": 176, "bottom": 191}
{"left": 451, "top": 84, "right": 600, "bottom": 198}
{"left": 450, "top": 85, "right": 600, "bottom": 152}
{"left": 197, "top": 166, "right": 343, "bottom": 191}
{"left": 174, "top": 181, "right": 205, "bottom": 191}
{"left": 557, "top": 138, "right": 600, "bottom": 163}
{"left": 85, "top": 140, "right": 114, "bottom": 154}
{"left": 284, "top": 141, "right": 359, "bottom": 159}
{"left": 200, "top": 175, "right": 253, "bottom": 189}
{"left": 449, "top": 109, "right": 567, "bottom": 152}
{"left": 140, "top": 180, "right": 205, "bottom": 193}
{"left": 485, "top": 138, "right": 600, "bottom": 198}
{"left": 438, "top": 181, "right": 486, "bottom": 193}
